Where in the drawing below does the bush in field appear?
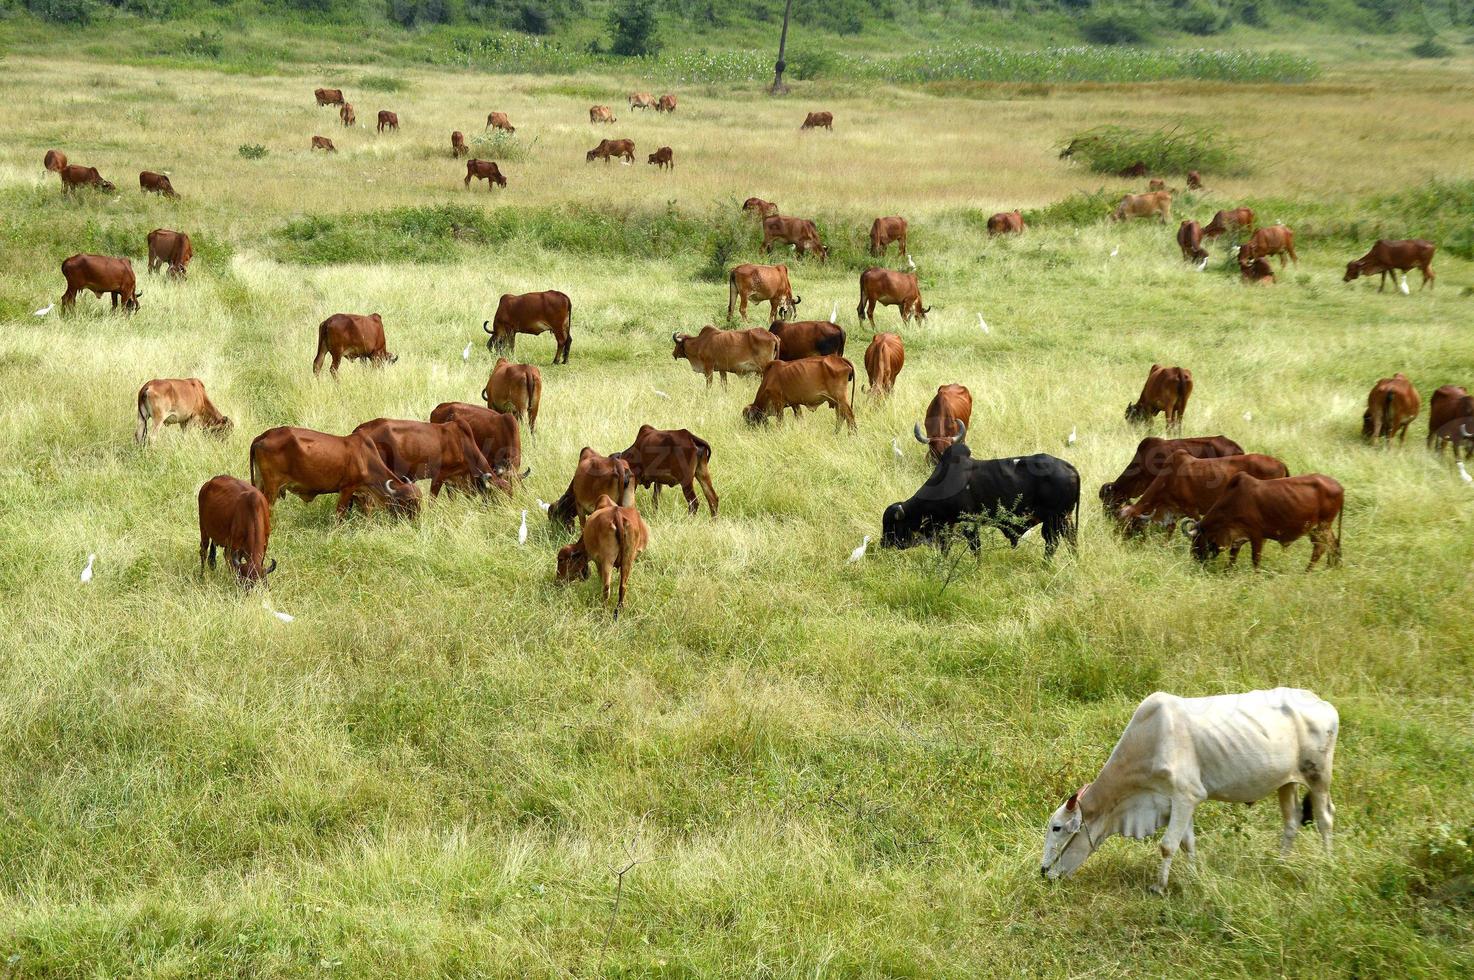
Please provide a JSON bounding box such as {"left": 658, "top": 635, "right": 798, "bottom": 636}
{"left": 181, "top": 29, "right": 223, "bottom": 59}
{"left": 24, "top": 0, "right": 97, "bottom": 23}
{"left": 469, "top": 129, "right": 533, "bottom": 162}
{"left": 840, "top": 45, "right": 1318, "bottom": 84}
{"left": 787, "top": 48, "right": 840, "bottom": 81}
{"left": 1022, "top": 188, "right": 1133, "bottom": 227}
{"left": 608, "top": 0, "right": 661, "bottom": 57}
{"left": 238, "top": 143, "right": 268, "bottom": 159}
{"left": 443, "top": 31, "right": 589, "bottom": 72}
{"left": 1058, "top": 124, "right": 1246, "bottom": 177}
{"left": 1176, "top": 0, "right": 1228, "bottom": 35}
{"left": 1080, "top": 6, "right": 1152, "bottom": 45}
{"left": 358, "top": 73, "right": 409, "bottom": 92}
{"left": 1410, "top": 36, "right": 1454, "bottom": 58}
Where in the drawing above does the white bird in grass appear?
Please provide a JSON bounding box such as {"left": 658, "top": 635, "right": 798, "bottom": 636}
{"left": 1398, "top": 276, "right": 1410, "bottom": 296}
{"left": 537, "top": 498, "right": 551, "bottom": 513}
{"left": 1243, "top": 411, "right": 1253, "bottom": 422}
{"left": 829, "top": 302, "right": 837, "bottom": 324}
{"left": 79, "top": 553, "right": 95, "bottom": 584}
{"left": 1067, "top": 426, "right": 1077, "bottom": 446}
{"left": 652, "top": 389, "right": 670, "bottom": 399}
{"left": 907, "top": 253, "right": 917, "bottom": 271}
{"left": 34, "top": 304, "right": 52, "bottom": 317}
{"left": 518, "top": 509, "right": 528, "bottom": 545}
{"left": 1110, "top": 244, "right": 1120, "bottom": 258}
{"left": 848, "top": 535, "right": 870, "bottom": 563}
{"left": 262, "top": 598, "right": 294, "bottom": 623}
{"left": 1195, "top": 257, "right": 1209, "bottom": 272}
{"left": 892, "top": 437, "right": 904, "bottom": 459}
{"left": 1459, "top": 461, "right": 1472, "bottom": 485}
{"left": 462, "top": 341, "right": 472, "bottom": 361}
{"left": 977, "top": 313, "right": 989, "bottom": 334}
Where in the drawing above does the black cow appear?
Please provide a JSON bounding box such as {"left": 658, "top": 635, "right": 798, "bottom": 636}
{"left": 881, "top": 426, "right": 1080, "bottom": 556}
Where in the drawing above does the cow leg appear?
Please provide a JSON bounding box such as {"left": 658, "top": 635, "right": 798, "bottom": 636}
{"left": 200, "top": 538, "right": 210, "bottom": 575}
{"left": 1227, "top": 540, "right": 1244, "bottom": 567}
{"left": 1277, "top": 784, "right": 1300, "bottom": 855}
{"left": 1421, "top": 265, "right": 1434, "bottom": 290}
{"left": 1378, "top": 271, "right": 1387, "bottom": 292}
{"left": 649, "top": 484, "right": 661, "bottom": 512}
{"left": 696, "top": 464, "right": 718, "bottom": 517}
{"left": 1150, "top": 799, "right": 1196, "bottom": 894}
{"left": 336, "top": 490, "right": 356, "bottom": 519}
{"left": 1309, "top": 785, "right": 1335, "bottom": 855}
{"left": 329, "top": 352, "right": 343, "bottom": 378}
{"left": 1250, "top": 537, "right": 1265, "bottom": 568}
{"left": 598, "top": 558, "right": 614, "bottom": 606}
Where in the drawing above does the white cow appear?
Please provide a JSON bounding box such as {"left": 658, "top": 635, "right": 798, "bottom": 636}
{"left": 1040, "top": 687, "right": 1339, "bottom": 892}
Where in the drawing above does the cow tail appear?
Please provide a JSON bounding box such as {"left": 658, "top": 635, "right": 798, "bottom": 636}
{"left": 1382, "top": 390, "right": 1395, "bottom": 442}
{"left": 1300, "top": 790, "right": 1313, "bottom": 826}
{"left": 1334, "top": 500, "right": 1345, "bottom": 567}
{"left": 612, "top": 509, "right": 627, "bottom": 617}
{"left": 727, "top": 269, "right": 738, "bottom": 317}
{"left": 135, "top": 386, "right": 150, "bottom": 444}
{"left": 848, "top": 361, "right": 856, "bottom": 408}
{"left": 248, "top": 439, "right": 259, "bottom": 489}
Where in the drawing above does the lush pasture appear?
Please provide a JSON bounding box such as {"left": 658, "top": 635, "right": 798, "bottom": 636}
{"left": 1, "top": 53, "right": 1473, "bottom": 976}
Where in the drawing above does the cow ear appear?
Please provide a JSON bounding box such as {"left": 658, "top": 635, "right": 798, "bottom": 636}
{"left": 1065, "top": 792, "right": 1078, "bottom": 811}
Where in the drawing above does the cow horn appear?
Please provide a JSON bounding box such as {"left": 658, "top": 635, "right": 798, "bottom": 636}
{"left": 1180, "top": 518, "right": 1200, "bottom": 537}
{"left": 953, "top": 420, "right": 966, "bottom": 442}
{"left": 265, "top": 558, "right": 278, "bottom": 574}
{"left": 520, "top": 467, "right": 531, "bottom": 479}
{"left": 672, "top": 332, "right": 682, "bottom": 343}
{"left": 913, "top": 422, "right": 928, "bottom": 445}
{"left": 921, "top": 305, "right": 932, "bottom": 315}
{"left": 791, "top": 295, "right": 802, "bottom": 306}
{"left": 482, "top": 320, "right": 493, "bottom": 334}
{"left": 385, "top": 479, "right": 397, "bottom": 493}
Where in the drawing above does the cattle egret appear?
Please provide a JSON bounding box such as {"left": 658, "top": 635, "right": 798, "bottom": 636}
{"left": 907, "top": 254, "right": 917, "bottom": 271}
{"left": 892, "top": 437, "right": 904, "bottom": 459}
{"left": 518, "top": 510, "right": 528, "bottom": 545}
{"left": 847, "top": 535, "right": 870, "bottom": 563}
{"left": 1110, "top": 245, "right": 1120, "bottom": 258}
{"left": 1459, "top": 461, "right": 1472, "bottom": 484}
{"left": 262, "top": 598, "right": 294, "bottom": 623}
{"left": 34, "top": 304, "right": 52, "bottom": 317}
{"left": 537, "top": 498, "right": 551, "bottom": 512}
{"left": 1398, "top": 276, "right": 1410, "bottom": 295}
{"left": 1068, "top": 427, "right": 1077, "bottom": 446}
{"left": 462, "top": 341, "right": 472, "bottom": 361}
{"left": 1195, "top": 257, "right": 1208, "bottom": 272}
{"left": 977, "top": 313, "right": 989, "bottom": 334}
{"left": 652, "top": 389, "right": 670, "bottom": 399}
{"left": 829, "top": 302, "right": 837, "bottom": 324}
{"left": 79, "top": 553, "right": 95, "bottom": 584}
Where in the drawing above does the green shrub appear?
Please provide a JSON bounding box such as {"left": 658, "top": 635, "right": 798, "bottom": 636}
{"left": 358, "top": 73, "right": 408, "bottom": 92}
{"left": 24, "top": 0, "right": 97, "bottom": 24}
{"left": 468, "top": 129, "right": 533, "bottom": 163}
{"left": 1080, "top": 6, "right": 1152, "bottom": 45}
{"left": 608, "top": 0, "right": 661, "bottom": 57}
{"left": 1409, "top": 824, "right": 1474, "bottom": 907}
{"left": 181, "top": 29, "right": 223, "bottom": 59}
{"left": 787, "top": 48, "right": 840, "bottom": 81}
{"left": 1022, "top": 188, "right": 1132, "bottom": 227}
{"left": 1176, "top": 0, "right": 1228, "bottom": 35}
{"left": 1410, "top": 36, "right": 1454, "bottom": 58}
{"left": 1058, "top": 124, "right": 1246, "bottom": 177}
{"left": 238, "top": 143, "right": 268, "bottom": 159}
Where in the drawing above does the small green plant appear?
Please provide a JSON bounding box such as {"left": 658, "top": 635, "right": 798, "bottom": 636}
{"left": 238, "top": 144, "right": 268, "bottom": 159}
{"left": 469, "top": 129, "right": 533, "bottom": 163}
{"left": 358, "top": 73, "right": 408, "bottom": 92}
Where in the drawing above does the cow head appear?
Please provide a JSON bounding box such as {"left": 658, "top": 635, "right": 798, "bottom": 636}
{"left": 586, "top": 148, "right": 598, "bottom": 162}
{"left": 671, "top": 332, "right": 687, "bottom": 359}
{"left": 1182, "top": 519, "right": 1223, "bottom": 561}
{"left": 232, "top": 551, "right": 277, "bottom": 586}
{"left": 207, "top": 415, "right": 234, "bottom": 436}
{"left": 742, "top": 401, "right": 769, "bottom": 427}
{"left": 1040, "top": 788, "right": 1095, "bottom": 880}
{"left": 379, "top": 478, "right": 422, "bottom": 517}
{"left": 99, "top": 179, "right": 116, "bottom": 192}
{"left": 880, "top": 501, "right": 919, "bottom": 549}
{"left": 124, "top": 292, "right": 142, "bottom": 313}
{"left": 915, "top": 418, "right": 965, "bottom": 464}
{"left": 1124, "top": 401, "right": 1147, "bottom": 424}
{"left": 1343, "top": 260, "right": 1364, "bottom": 283}
{"left": 555, "top": 542, "right": 590, "bottom": 581}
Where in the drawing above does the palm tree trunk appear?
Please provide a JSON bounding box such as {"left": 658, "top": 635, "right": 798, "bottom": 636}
{"left": 771, "top": 0, "right": 794, "bottom": 95}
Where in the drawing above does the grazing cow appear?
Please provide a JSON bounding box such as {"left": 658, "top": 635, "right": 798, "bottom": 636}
{"left": 339, "top": 103, "right": 356, "bottom": 127}
{"left": 1041, "top": 688, "right": 1338, "bottom": 893}
{"left": 430, "top": 402, "right": 525, "bottom": 481}
{"left": 1099, "top": 435, "right": 1246, "bottom": 511}
{"left": 882, "top": 440, "right": 1080, "bottom": 555}
{"left": 857, "top": 268, "right": 929, "bottom": 326}
{"left": 481, "top": 357, "right": 542, "bottom": 433}
{"left": 314, "top": 87, "right": 345, "bottom": 107}
{"left": 863, "top": 332, "right": 904, "bottom": 397}
{"left": 1148, "top": 178, "right": 1166, "bottom": 192}
{"left": 146, "top": 228, "right": 193, "bottom": 279}
{"left": 60, "top": 254, "right": 139, "bottom": 313}
{"left": 555, "top": 494, "right": 650, "bottom": 619}
{"left": 728, "top": 263, "right": 799, "bottom": 323}
{"left": 671, "top": 325, "right": 779, "bottom": 388}
{"left": 549, "top": 447, "right": 636, "bottom": 530}
{"left": 1126, "top": 365, "right": 1192, "bottom": 432}
{"left": 451, "top": 131, "right": 468, "bottom": 158}
{"left": 198, "top": 476, "right": 276, "bottom": 586}
{"left": 1112, "top": 191, "right": 1172, "bottom": 223}
{"left": 628, "top": 92, "right": 656, "bottom": 110}
{"left": 1186, "top": 473, "right": 1344, "bottom": 570}
{"left": 742, "top": 197, "right": 778, "bottom": 218}
{"left": 760, "top": 213, "right": 831, "bottom": 259}
{"left": 1240, "top": 255, "right": 1276, "bottom": 285}
{"left": 656, "top": 94, "right": 677, "bottom": 113}
{"left": 613, "top": 425, "right": 718, "bottom": 516}
{"left": 1362, "top": 373, "right": 1420, "bottom": 445}
{"left": 1240, "top": 226, "right": 1297, "bottom": 267}
{"left": 1427, "top": 384, "right": 1474, "bottom": 457}
{"left": 1176, "top": 220, "right": 1208, "bottom": 263}
{"left": 1118, "top": 161, "right": 1148, "bottom": 178}
{"left": 769, "top": 320, "right": 845, "bottom": 361}
{"left": 1203, "top": 207, "right": 1254, "bottom": 240}
{"left": 351, "top": 417, "right": 506, "bottom": 497}
{"left": 249, "top": 426, "right": 422, "bottom": 518}
{"left": 376, "top": 110, "right": 399, "bottom": 133}
{"left": 1186, "top": 170, "right": 1203, "bottom": 190}
{"left": 743, "top": 355, "right": 856, "bottom": 431}
{"left": 586, "top": 138, "right": 635, "bottom": 164}
{"left": 589, "top": 105, "right": 616, "bottom": 124}
{"left": 648, "top": 146, "right": 673, "bottom": 170}
{"left": 464, "top": 159, "right": 507, "bottom": 189}
{"left": 483, "top": 290, "right": 573, "bottom": 364}
{"left": 43, "top": 149, "right": 67, "bottom": 173}
{"left": 987, "top": 210, "right": 1025, "bottom": 236}
{"left": 869, "top": 216, "right": 909, "bottom": 258}
{"left": 136, "top": 378, "right": 231, "bottom": 444}
{"left": 311, "top": 136, "right": 336, "bottom": 153}
{"left": 917, "top": 384, "right": 973, "bottom": 463}
{"left": 1116, "top": 451, "right": 1289, "bottom": 537}
{"left": 59, "top": 165, "right": 114, "bottom": 193}
{"left": 486, "top": 111, "right": 515, "bottom": 132}
{"left": 800, "top": 111, "right": 833, "bottom": 130}
{"left": 1344, "top": 239, "right": 1436, "bottom": 292}
{"left": 139, "top": 171, "right": 179, "bottom": 198}
{"left": 313, "top": 313, "right": 396, "bottom": 378}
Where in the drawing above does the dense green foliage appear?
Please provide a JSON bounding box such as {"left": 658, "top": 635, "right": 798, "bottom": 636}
{"left": 1059, "top": 124, "right": 1245, "bottom": 177}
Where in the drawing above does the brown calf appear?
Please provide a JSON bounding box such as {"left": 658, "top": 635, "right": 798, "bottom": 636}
{"left": 465, "top": 159, "right": 507, "bottom": 189}
{"left": 549, "top": 448, "right": 636, "bottom": 531}
{"left": 1344, "top": 239, "right": 1436, "bottom": 292}
{"left": 743, "top": 355, "right": 856, "bottom": 431}
{"left": 857, "top": 268, "right": 928, "bottom": 326}
{"left": 648, "top": 146, "right": 673, "bottom": 170}
{"left": 137, "top": 378, "right": 231, "bottom": 444}
{"left": 61, "top": 254, "right": 139, "bottom": 313}
{"left": 870, "top": 216, "right": 909, "bottom": 257}
{"left": 1187, "top": 473, "right": 1344, "bottom": 571}
{"left": 1240, "top": 226, "right": 1297, "bottom": 267}
{"left": 146, "top": 228, "right": 193, "bottom": 279}
{"left": 987, "top": 210, "right": 1025, "bottom": 236}
{"left": 672, "top": 326, "right": 779, "bottom": 388}
{"left": 728, "top": 263, "right": 799, "bottom": 323}
{"left": 482, "top": 357, "right": 542, "bottom": 433}
{"left": 198, "top": 475, "right": 276, "bottom": 586}
{"left": 1362, "top": 373, "right": 1420, "bottom": 445}
{"left": 451, "top": 131, "right": 468, "bottom": 158}
{"left": 863, "top": 332, "right": 904, "bottom": 397}
{"left": 555, "top": 494, "right": 650, "bottom": 620}
{"left": 313, "top": 313, "right": 396, "bottom": 378}
{"left": 376, "top": 110, "right": 399, "bottom": 133}
{"left": 801, "top": 111, "right": 833, "bottom": 130}
{"left": 60, "top": 165, "right": 115, "bottom": 193}
{"left": 484, "top": 290, "right": 572, "bottom": 364}
{"left": 1126, "top": 364, "right": 1192, "bottom": 432}
{"left": 311, "top": 136, "right": 336, "bottom": 152}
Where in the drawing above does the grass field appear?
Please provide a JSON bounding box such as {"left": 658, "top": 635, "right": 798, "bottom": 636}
{"left": 1, "top": 49, "right": 1474, "bottom": 977}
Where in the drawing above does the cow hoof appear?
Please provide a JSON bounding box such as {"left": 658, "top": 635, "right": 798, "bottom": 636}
{"left": 1148, "top": 883, "right": 1167, "bottom": 896}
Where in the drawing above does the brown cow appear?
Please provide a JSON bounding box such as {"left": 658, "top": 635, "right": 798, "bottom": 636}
{"left": 555, "top": 494, "right": 650, "bottom": 620}
{"left": 863, "top": 332, "right": 904, "bottom": 397}
{"left": 139, "top": 171, "right": 178, "bottom": 197}
{"left": 311, "top": 136, "right": 336, "bottom": 153}
{"left": 429, "top": 402, "right": 525, "bottom": 480}
{"left": 481, "top": 357, "right": 542, "bottom": 433}
{"left": 313, "top": 313, "right": 396, "bottom": 378}
{"left": 486, "top": 111, "right": 515, "bottom": 132}
{"left": 451, "top": 131, "right": 468, "bottom": 158}
{"left": 770, "top": 320, "right": 845, "bottom": 361}
{"left": 743, "top": 355, "right": 856, "bottom": 431}
{"left": 44, "top": 149, "right": 67, "bottom": 173}
{"left": 484, "top": 291, "right": 572, "bottom": 364}
{"left": 1118, "top": 161, "right": 1148, "bottom": 178}
{"left": 671, "top": 325, "right": 779, "bottom": 388}
{"left": 549, "top": 447, "right": 636, "bottom": 530}
{"left": 1115, "top": 451, "right": 1290, "bottom": 537}
{"left": 351, "top": 417, "right": 506, "bottom": 497}
{"left": 801, "top": 111, "right": 833, "bottom": 130}
{"left": 1177, "top": 220, "right": 1208, "bottom": 263}
{"left": 1148, "top": 179, "right": 1167, "bottom": 192}
{"left": 60, "top": 254, "right": 139, "bottom": 313}
{"left": 1362, "top": 373, "right": 1420, "bottom": 445}
{"left": 613, "top": 425, "right": 718, "bottom": 516}
{"left": 249, "top": 426, "right": 421, "bottom": 518}
{"left": 198, "top": 475, "right": 276, "bottom": 586}
{"left": 136, "top": 378, "right": 231, "bottom": 444}
{"left": 589, "top": 105, "right": 617, "bottom": 124}
{"left": 339, "top": 103, "right": 356, "bottom": 127}
{"left": 1344, "top": 239, "right": 1436, "bottom": 292}
{"left": 315, "top": 88, "right": 345, "bottom": 107}
{"left": 628, "top": 92, "right": 656, "bottom": 110}
{"left": 1239, "top": 226, "right": 1297, "bottom": 267}
{"left": 376, "top": 110, "right": 399, "bottom": 133}
{"left": 916, "top": 384, "right": 972, "bottom": 463}
{"left": 146, "top": 228, "right": 192, "bottom": 279}
{"left": 464, "top": 159, "right": 507, "bottom": 189}
{"left": 1099, "top": 435, "right": 1246, "bottom": 511}
{"left": 728, "top": 263, "right": 799, "bottom": 322}
{"left": 1203, "top": 208, "right": 1254, "bottom": 239}
{"left": 648, "top": 146, "right": 673, "bottom": 170}
{"left": 760, "top": 213, "right": 831, "bottom": 259}
{"left": 1111, "top": 191, "right": 1172, "bottom": 223}
{"left": 59, "top": 165, "right": 115, "bottom": 193}
{"left": 870, "top": 217, "right": 908, "bottom": 257}
{"left": 656, "top": 94, "right": 677, "bottom": 113}
{"left": 742, "top": 197, "right": 778, "bottom": 218}
{"left": 1186, "top": 170, "right": 1203, "bottom": 190}
{"left": 586, "top": 138, "right": 635, "bottom": 164}
{"left": 857, "top": 268, "right": 928, "bottom": 326}
{"left": 1239, "top": 255, "right": 1276, "bottom": 285}
{"left": 987, "top": 210, "right": 1025, "bottom": 236}
{"left": 1187, "top": 473, "right": 1344, "bottom": 570}
{"left": 1427, "top": 385, "right": 1474, "bottom": 457}
{"left": 1126, "top": 365, "right": 1192, "bottom": 432}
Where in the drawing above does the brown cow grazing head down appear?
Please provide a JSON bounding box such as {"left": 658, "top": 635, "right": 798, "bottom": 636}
{"left": 742, "top": 197, "right": 778, "bottom": 218}
{"left": 1098, "top": 435, "right": 1246, "bottom": 512}
{"left": 586, "top": 138, "right": 635, "bottom": 164}
{"left": 1186, "top": 170, "right": 1203, "bottom": 190}
{"left": 1344, "top": 239, "right": 1436, "bottom": 292}
{"left": 1126, "top": 365, "right": 1192, "bottom": 432}
{"left": 1203, "top": 208, "right": 1254, "bottom": 240}
{"left": 464, "top": 159, "right": 507, "bottom": 189}
{"left": 987, "top": 210, "right": 1025, "bottom": 236}
{"left": 800, "top": 111, "right": 833, "bottom": 130}
{"left": 1239, "top": 226, "right": 1297, "bottom": 268}
{"left": 743, "top": 355, "right": 857, "bottom": 432}
{"left": 589, "top": 105, "right": 617, "bottom": 124}
{"left": 339, "top": 103, "right": 356, "bottom": 127}
{"left": 146, "top": 228, "right": 193, "bottom": 279}
{"left": 1427, "top": 385, "right": 1474, "bottom": 458}
{"left": 1114, "top": 450, "right": 1290, "bottom": 539}
{"left": 857, "top": 268, "right": 928, "bottom": 326}
{"left": 869, "top": 216, "right": 909, "bottom": 258}
{"left": 1362, "top": 373, "right": 1421, "bottom": 446}
{"left": 628, "top": 92, "right": 656, "bottom": 110}
{"left": 60, "top": 254, "right": 140, "bottom": 313}
{"left": 482, "top": 357, "right": 543, "bottom": 433}
{"left": 429, "top": 402, "right": 526, "bottom": 482}
{"left": 59, "top": 165, "right": 115, "bottom": 194}
{"left": 728, "top": 263, "right": 799, "bottom": 323}
{"left": 44, "top": 149, "right": 68, "bottom": 173}
{"left": 863, "top": 332, "right": 905, "bottom": 397}
{"left": 315, "top": 88, "right": 345, "bottom": 107}
{"left": 486, "top": 111, "right": 515, "bottom": 132}
{"left": 1111, "top": 191, "right": 1172, "bottom": 223}
{"left": 1177, "top": 220, "right": 1209, "bottom": 263}
{"left": 484, "top": 290, "right": 572, "bottom": 364}
{"left": 198, "top": 475, "right": 276, "bottom": 586}
{"left": 137, "top": 378, "right": 231, "bottom": 444}
{"left": 554, "top": 493, "right": 651, "bottom": 620}
{"left": 139, "top": 171, "right": 179, "bottom": 197}
{"left": 351, "top": 417, "right": 508, "bottom": 498}
{"left": 313, "top": 313, "right": 396, "bottom": 378}
{"left": 671, "top": 325, "right": 779, "bottom": 388}
{"left": 549, "top": 447, "right": 636, "bottom": 531}
{"left": 1239, "top": 254, "right": 1276, "bottom": 285}
{"left": 612, "top": 425, "right": 718, "bottom": 516}
{"left": 311, "top": 135, "right": 336, "bottom": 153}
{"left": 451, "top": 131, "right": 468, "bottom": 158}
{"left": 656, "top": 94, "right": 677, "bottom": 113}
{"left": 648, "top": 146, "right": 674, "bottom": 170}
{"left": 249, "top": 426, "right": 421, "bottom": 519}
{"left": 916, "top": 384, "right": 972, "bottom": 463}
{"left": 1185, "top": 473, "right": 1344, "bottom": 571}
{"left": 376, "top": 110, "right": 399, "bottom": 134}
